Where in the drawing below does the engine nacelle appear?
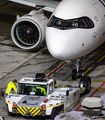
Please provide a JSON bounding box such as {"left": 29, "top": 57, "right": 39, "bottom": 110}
{"left": 11, "top": 10, "right": 48, "bottom": 50}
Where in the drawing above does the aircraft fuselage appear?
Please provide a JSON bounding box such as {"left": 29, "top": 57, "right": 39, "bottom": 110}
{"left": 46, "top": 0, "right": 105, "bottom": 60}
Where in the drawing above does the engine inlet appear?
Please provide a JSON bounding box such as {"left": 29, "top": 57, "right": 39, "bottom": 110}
{"left": 15, "top": 21, "right": 39, "bottom": 46}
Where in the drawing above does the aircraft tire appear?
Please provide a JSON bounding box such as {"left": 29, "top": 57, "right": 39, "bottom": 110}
{"left": 72, "top": 69, "right": 77, "bottom": 80}
{"left": 80, "top": 76, "right": 91, "bottom": 94}
{"left": 79, "top": 69, "right": 84, "bottom": 78}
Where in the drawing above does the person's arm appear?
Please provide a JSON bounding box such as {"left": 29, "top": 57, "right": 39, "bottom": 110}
{"left": 12, "top": 84, "right": 17, "bottom": 92}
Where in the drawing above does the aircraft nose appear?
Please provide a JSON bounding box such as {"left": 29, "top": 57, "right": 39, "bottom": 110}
{"left": 47, "top": 41, "right": 68, "bottom": 60}
{"left": 46, "top": 28, "right": 77, "bottom": 60}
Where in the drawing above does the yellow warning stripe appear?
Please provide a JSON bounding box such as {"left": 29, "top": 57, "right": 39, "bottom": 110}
{"left": 31, "top": 107, "right": 40, "bottom": 115}
{"left": 20, "top": 106, "right": 27, "bottom": 114}
{"left": 31, "top": 107, "right": 38, "bottom": 115}
{"left": 30, "top": 108, "right": 36, "bottom": 116}
{"left": 17, "top": 106, "right": 25, "bottom": 116}
{"left": 17, "top": 106, "right": 41, "bottom": 117}
{"left": 97, "top": 55, "right": 105, "bottom": 62}
{"left": 12, "top": 108, "right": 19, "bottom": 113}
{"left": 5, "top": 100, "right": 12, "bottom": 105}
{"left": 33, "top": 109, "right": 40, "bottom": 116}
{"left": 29, "top": 108, "right": 34, "bottom": 112}
{"left": 26, "top": 107, "right": 31, "bottom": 110}
{"left": 18, "top": 106, "right": 26, "bottom": 114}
{"left": 46, "top": 101, "right": 65, "bottom": 108}
{"left": 64, "top": 99, "right": 80, "bottom": 111}
{"left": 23, "top": 107, "right": 27, "bottom": 112}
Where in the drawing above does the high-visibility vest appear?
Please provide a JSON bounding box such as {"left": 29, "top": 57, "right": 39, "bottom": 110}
{"left": 35, "top": 87, "right": 46, "bottom": 96}
{"left": 5, "top": 81, "right": 17, "bottom": 95}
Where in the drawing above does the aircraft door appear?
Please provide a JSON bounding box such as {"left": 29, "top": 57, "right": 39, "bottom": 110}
{"left": 94, "top": 3, "right": 105, "bottom": 34}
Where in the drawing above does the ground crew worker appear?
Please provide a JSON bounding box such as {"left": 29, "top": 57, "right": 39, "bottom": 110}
{"left": 35, "top": 85, "right": 46, "bottom": 96}
{"left": 5, "top": 79, "right": 18, "bottom": 95}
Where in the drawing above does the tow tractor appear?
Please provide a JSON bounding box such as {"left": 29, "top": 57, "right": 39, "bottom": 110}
{"left": 4, "top": 73, "right": 91, "bottom": 119}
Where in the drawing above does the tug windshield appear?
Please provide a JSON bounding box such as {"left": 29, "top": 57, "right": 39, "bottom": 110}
{"left": 47, "top": 15, "right": 94, "bottom": 29}
{"left": 17, "top": 83, "right": 47, "bottom": 96}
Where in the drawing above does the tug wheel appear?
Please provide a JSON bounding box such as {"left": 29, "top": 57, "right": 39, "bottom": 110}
{"left": 51, "top": 108, "right": 58, "bottom": 119}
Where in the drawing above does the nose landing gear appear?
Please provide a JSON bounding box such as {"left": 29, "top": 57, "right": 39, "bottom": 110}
{"left": 72, "top": 58, "right": 84, "bottom": 80}
{"left": 71, "top": 58, "right": 91, "bottom": 94}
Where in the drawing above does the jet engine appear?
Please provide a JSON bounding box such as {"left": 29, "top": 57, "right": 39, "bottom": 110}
{"left": 11, "top": 10, "right": 48, "bottom": 50}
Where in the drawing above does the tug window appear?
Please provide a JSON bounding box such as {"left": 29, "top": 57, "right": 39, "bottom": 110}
{"left": 48, "top": 82, "right": 53, "bottom": 94}
{"left": 17, "top": 83, "right": 47, "bottom": 96}
{"left": 47, "top": 15, "right": 94, "bottom": 29}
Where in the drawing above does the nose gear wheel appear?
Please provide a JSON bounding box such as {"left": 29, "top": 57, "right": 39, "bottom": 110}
{"left": 72, "top": 69, "right": 84, "bottom": 80}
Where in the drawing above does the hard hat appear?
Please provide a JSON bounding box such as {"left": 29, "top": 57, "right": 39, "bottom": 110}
{"left": 13, "top": 79, "right": 18, "bottom": 82}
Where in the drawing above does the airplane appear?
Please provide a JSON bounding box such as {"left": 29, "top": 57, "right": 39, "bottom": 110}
{"left": 9, "top": 0, "right": 105, "bottom": 81}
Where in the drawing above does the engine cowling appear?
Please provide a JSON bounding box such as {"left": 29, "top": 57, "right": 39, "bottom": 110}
{"left": 11, "top": 10, "right": 48, "bottom": 50}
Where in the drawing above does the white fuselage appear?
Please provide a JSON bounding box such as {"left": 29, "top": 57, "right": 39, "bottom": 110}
{"left": 46, "top": 0, "right": 105, "bottom": 60}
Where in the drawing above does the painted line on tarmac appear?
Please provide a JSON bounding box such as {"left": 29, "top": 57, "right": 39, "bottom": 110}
{"left": 92, "top": 80, "right": 105, "bottom": 82}
{"left": 47, "top": 54, "right": 105, "bottom": 78}
{"left": 84, "top": 54, "right": 105, "bottom": 75}
{"left": 74, "top": 55, "right": 105, "bottom": 111}
{"left": 0, "top": 2, "right": 11, "bottom": 8}
{"left": 46, "top": 61, "right": 67, "bottom": 77}
{"left": 84, "top": 66, "right": 93, "bottom": 75}
{"left": 91, "top": 87, "right": 105, "bottom": 89}
{"left": 0, "top": 47, "right": 46, "bottom": 80}
{"left": 46, "top": 54, "right": 105, "bottom": 86}
{"left": 97, "top": 55, "right": 105, "bottom": 62}
{"left": 75, "top": 82, "right": 105, "bottom": 111}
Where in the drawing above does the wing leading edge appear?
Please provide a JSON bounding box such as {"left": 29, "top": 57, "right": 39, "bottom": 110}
{"left": 9, "top": 0, "right": 60, "bottom": 12}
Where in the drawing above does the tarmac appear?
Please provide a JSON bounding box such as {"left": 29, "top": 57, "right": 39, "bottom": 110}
{"left": 0, "top": 0, "right": 105, "bottom": 120}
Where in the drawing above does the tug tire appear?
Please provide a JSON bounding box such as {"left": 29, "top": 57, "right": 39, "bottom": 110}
{"left": 51, "top": 108, "right": 58, "bottom": 119}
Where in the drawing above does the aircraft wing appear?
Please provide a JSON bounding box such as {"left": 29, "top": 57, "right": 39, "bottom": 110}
{"left": 9, "top": 0, "right": 60, "bottom": 12}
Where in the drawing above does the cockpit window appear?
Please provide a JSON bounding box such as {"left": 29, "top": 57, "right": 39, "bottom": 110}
{"left": 53, "top": 19, "right": 64, "bottom": 29}
{"left": 79, "top": 18, "right": 88, "bottom": 28}
{"left": 78, "top": 17, "right": 94, "bottom": 28}
{"left": 47, "top": 15, "right": 94, "bottom": 30}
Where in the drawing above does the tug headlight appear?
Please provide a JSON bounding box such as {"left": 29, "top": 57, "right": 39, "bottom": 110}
{"left": 13, "top": 103, "right": 17, "bottom": 107}
{"left": 40, "top": 105, "right": 46, "bottom": 110}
